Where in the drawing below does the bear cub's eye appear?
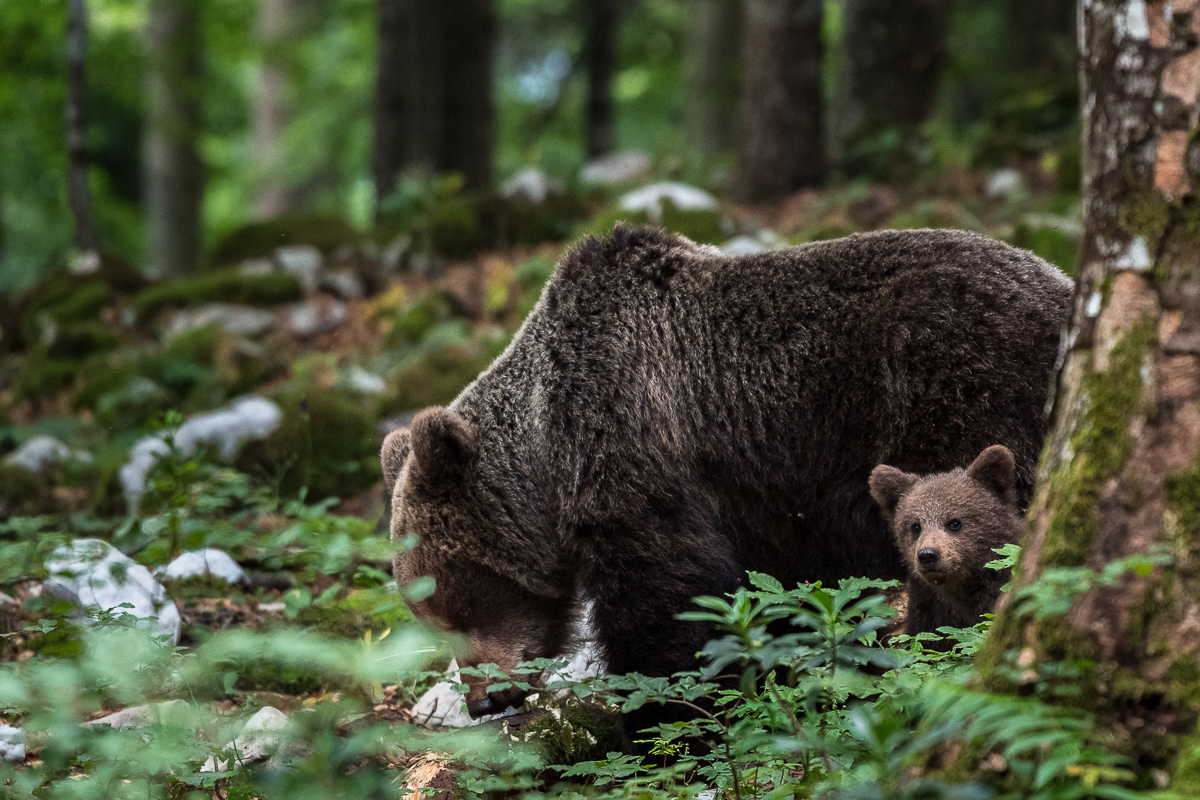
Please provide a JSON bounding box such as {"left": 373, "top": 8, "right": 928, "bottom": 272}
{"left": 910, "top": 522, "right": 921, "bottom": 537}
{"left": 947, "top": 518, "right": 962, "bottom": 532}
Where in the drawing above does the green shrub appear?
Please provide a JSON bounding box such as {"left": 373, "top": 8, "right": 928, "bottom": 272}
{"left": 209, "top": 212, "right": 361, "bottom": 267}
{"left": 131, "top": 269, "right": 302, "bottom": 318}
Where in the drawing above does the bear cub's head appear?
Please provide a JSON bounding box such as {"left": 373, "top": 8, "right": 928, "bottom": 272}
{"left": 869, "top": 445, "right": 1023, "bottom": 600}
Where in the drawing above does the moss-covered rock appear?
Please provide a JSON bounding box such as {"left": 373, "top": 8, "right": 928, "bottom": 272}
{"left": 381, "top": 346, "right": 493, "bottom": 415}
{"left": 12, "top": 350, "right": 83, "bottom": 402}
{"left": 508, "top": 699, "right": 623, "bottom": 766}
{"left": 0, "top": 462, "right": 54, "bottom": 518}
{"left": 489, "top": 192, "right": 589, "bottom": 248}
{"left": 131, "top": 269, "right": 302, "bottom": 319}
{"left": 20, "top": 279, "right": 112, "bottom": 348}
{"left": 385, "top": 290, "right": 470, "bottom": 350}
{"left": 576, "top": 201, "right": 726, "bottom": 246}
{"left": 45, "top": 321, "right": 122, "bottom": 361}
{"left": 237, "top": 385, "right": 380, "bottom": 501}
{"left": 209, "top": 213, "right": 361, "bottom": 268}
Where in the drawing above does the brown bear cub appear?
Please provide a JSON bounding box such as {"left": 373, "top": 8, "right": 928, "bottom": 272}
{"left": 869, "top": 445, "right": 1024, "bottom": 644}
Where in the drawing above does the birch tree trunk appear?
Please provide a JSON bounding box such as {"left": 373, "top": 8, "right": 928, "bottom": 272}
{"left": 584, "top": 0, "right": 618, "bottom": 158}
{"left": 977, "top": 0, "right": 1200, "bottom": 778}
{"left": 685, "top": 0, "right": 743, "bottom": 156}
{"left": 253, "top": 0, "right": 297, "bottom": 219}
{"left": 145, "top": 0, "right": 204, "bottom": 278}
{"left": 733, "top": 0, "right": 824, "bottom": 202}
{"left": 65, "top": 0, "right": 98, "bottom": 256}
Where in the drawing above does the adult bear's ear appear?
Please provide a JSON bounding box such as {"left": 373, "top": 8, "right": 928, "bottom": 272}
{"left": 411, "top": 407, "right": 479, "bottom": 487}
{"left": 869, "top": 465, "right": 918, "bottom": 522}
{"left": 380, "top": 426, "right": 411, "bottom": 495}
{"left": 966, "top": 445, "right": 1016, "bottom": 500}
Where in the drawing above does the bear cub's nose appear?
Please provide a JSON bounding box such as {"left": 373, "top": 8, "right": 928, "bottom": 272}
{"left": 917, "top": 547, "right": 940, "bottom": 568}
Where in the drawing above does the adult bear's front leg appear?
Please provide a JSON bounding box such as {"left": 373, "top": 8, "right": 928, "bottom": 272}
{"left": 572, "top": 505, "right": 743, "bottom": 749}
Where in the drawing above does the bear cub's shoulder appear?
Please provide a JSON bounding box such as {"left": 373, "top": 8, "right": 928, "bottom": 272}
{"left": 869, "top": 445, "right": 1024, "bottom": 643}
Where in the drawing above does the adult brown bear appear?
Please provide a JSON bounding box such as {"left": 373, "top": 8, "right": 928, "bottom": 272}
{"left": 382, "top": 225, "right": 1070, "bottom": 721}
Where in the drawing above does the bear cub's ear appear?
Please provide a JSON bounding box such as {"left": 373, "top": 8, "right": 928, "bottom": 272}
{"left": 966, "top": 444, "right": 1017, "bottom": 503}
{"left": 381, "top": 426, "right": 412, "bottom": 495}
{"left": 869, "top": 465, "right": 919, "bottom": 522}
{"left": 411, "top": 407, "right": 480, "bottom": 487}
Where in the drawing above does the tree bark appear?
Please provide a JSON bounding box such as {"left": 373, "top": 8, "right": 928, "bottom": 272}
{"left": 65, "top": 0, "right": 98, "bottom": 255}
{"left": 685, "top": 0, "right": 743, "bottom": 156}
{"left": 439, "top": 0, "right": 495, "bottom": 189}
{"left": 584, "top": 0, "right": 619, "bottom": 158}
{"left": 253, "top": 0, "right": 298, "bottom": 219}
{"left": 834, "top": 0, "right": 951, "bottom": 176}
{"left": 145, "top": 0, "right": 204, "bottom": 278}
{"left": 977, "top": 0, "right": 1200, "bottom": 774}
{"left": 733, "top": 0, "right": 824, "bottom": 203}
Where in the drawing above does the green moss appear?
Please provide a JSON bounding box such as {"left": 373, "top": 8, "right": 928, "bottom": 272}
{"left": 1166, "top": 459, "right": 1200, "bottom": 546}
{"left": 209, "top": 212, "right": 361, "bottom": 268}
{"left": 20, "top": 280, "right": 112, "bottom": 347}
{"left": 13, "top": 350, "right": 83, "bottom": 402}
{"left": 1171, "top": 720, "right": 1200, "bottom": 795}
{"left": 381, "top": 347, "right": 491, "bottom": 414}
{"left": 792, "top": 217, "right": 861, "bottom": 244}
{"left": 0, "top": 462, "right": 51, "bottom": 517}
{"left": 1168, "top": 656, "right": 1200, "bottom": 709}
{"left": 660, "top": 201, "right": 725, "bottom": 244}
{"left": 131, "top": 269, "right": 302, "bottom": 318}
{"left": 385, "top": 290, "right": 467, "bottom": 350}
{"left": 490, "top": 191, "right": 588, "bottom": 248}
{"left": 237, "top": 386, "right": 380, "bottom": 501}
{"left": 1120, "top": 194, "right": 1172, "bottom": 252}
{"left": 45, "top": 321, "right": 122, "bottom": 360}
{"left": 575, "top": 207, "right": 652, "bottom": 239}
{"left": 513, "top": 700, "right": 623, "bottom": 766}
{"left": 1041, "top": 320, "right": 1156, "bottom": 568}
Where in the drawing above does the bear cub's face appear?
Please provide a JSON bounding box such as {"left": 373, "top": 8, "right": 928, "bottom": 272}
{"left": 869, "top": 445, "right": 1024, "bottom": 594}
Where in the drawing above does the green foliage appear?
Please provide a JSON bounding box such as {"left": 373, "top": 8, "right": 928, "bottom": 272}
{"left": 130, "top": 269, "right": 303, "bottom": 319}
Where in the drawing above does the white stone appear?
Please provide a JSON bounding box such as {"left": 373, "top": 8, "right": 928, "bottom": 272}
{"left": 238, "top": 258, "right": 276, "bottom": 277}
{"left": 345, "top": 365, "right": 386, "bottom": 395}
{"left": 156, "top": 549, "right": 246, "bottom": 585}
{"left": 288, "top": 301, "right": 348, "bottom": 337}
{"left": 1086, "top": 291, "right": 1103, "bottom": 318}
{"left": 321, "top": 269, "right": 365, "bottom": 300}
{"left": 500, "top": 167, "right": 566, "bottom": 205}
{"left": 165, "top": 304, "right": 275, "bottom": 340}
{"left": 411, "top": 659, "right": 514, "bottom": 728}
{"left": 720, "top": 236, "right": 767, "bottom": 257}
{"left": 619, "top": 182, "right": 719, "bottom": 224}
{"left": 0, "top": 725, "right": 23, "bottom": 761}
{"left": 173, "top": 396, "right": 282, "bottom": 461}
{"left": 275, "top": 245, "right": 323, "bottom": 292}
{"left": 69, "top": 251, "right": 102, "bottom": 275}
{"left": 4, "top": 435, "right": 91, "bottom": 475}
{"left": 119, "top": 436, "right": 171, "bottom": 516}
{"left": 83, "top": 700, "right": 189, "bottom": 730}
{"left": 45, "top": 539, "right": 181, "bottom": 644}
{"left": 202, "top": 706, "right": 290, "bottom": 772}
{"left": 985, "top": 168, "right": 1028, "bottom": 201}
{"left": 1116, "top": 0, "right": 1149, "bottom": 41}
{"left": 580, "top": 151, "right": 652, "bottom": 186}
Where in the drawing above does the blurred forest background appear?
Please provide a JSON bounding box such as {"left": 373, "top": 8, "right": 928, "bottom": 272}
{"left": 0, "top": 0, "right": 1079, "bottom": 290}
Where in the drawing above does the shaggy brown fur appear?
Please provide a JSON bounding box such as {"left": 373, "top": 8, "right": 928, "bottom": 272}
{"left": 870, "top": 445, "right": 1025, "bottom": 644}
{"left": 383, "top": 225, "right": 1070, "bottom": 729}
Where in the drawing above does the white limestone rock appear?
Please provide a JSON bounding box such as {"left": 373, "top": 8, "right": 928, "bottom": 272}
{"left": 275, "top": 245, "right": 324, "bottom": 292}
{"left": 619, "top": 182, "right": 719, "bottom": 224}
{"left": 83, "top": 699, "right": 190, "bottom": 730}
{"left": 580, "top": 151, "right": 652, "bottom": 186}
{"left": 156, "top": 549, "right": 246, "bottom": 585}
{"left": 45, "top": 539, "right": 181, "bottom": 644}
{"left": 0, "top": 725, "right": 23, "bottom": 761}
{"left": 501, "top": 167, "right": 566, "bottom": 205}
{"left": 288, "top": 300, "right": 348, "bottom": 337}
{"left": 165, "top": 304, "right": 275, "bottom": 340}
{"left": 202, "top": 706, "right": 290, "bottom": 772}
{"left": 5, "top": 435, "right": 91, "bottom": 475}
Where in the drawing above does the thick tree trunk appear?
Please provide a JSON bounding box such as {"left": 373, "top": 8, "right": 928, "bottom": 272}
{"left": 834, "top": 0, "right": 951, "bottom": 175}
{"left": 374, "top": 0, "right": 444, "bottom": 207}
{"left": 685, "top": 0, "right": 743, "bottom": 156}
{"left": 1006, "top": 0, "right": 1076, "bottom": 82}
{"left": 145, "top": 0, "right": 204, "bottom": 278}
{"left": 439, "top": 0, "right": 495, "bottom": 189}
{"left": 253, "top": 0, "right": 297, "bottom": 218}
{"left": 978, "top": 0, "right": 1200, "bottom": 777}
{"left": 65, "top": 0, "right": 98, "bottom": 255}
{"left": 733, "top": 0, "right": 824, "bottom": 203}
{"left": 584, "top": 0, "right": 618, "bottom": 158}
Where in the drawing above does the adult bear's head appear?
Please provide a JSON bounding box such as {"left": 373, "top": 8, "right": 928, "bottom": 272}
{"left": 382, "top": 406, "right": 574, "bottom": 717}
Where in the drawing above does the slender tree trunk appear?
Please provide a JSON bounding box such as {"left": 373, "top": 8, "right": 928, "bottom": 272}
{"left": 733, "top": 0, "right": 824, "bottom": 202}
{"left": 584, "top": 0, "right": 618, "bottom": 158}
{"left": 145, "top": 0, "right": 204, "bottom": 278}
{"left": 439, "top": 0, "right": 495, "bottom": 189}
{"left": 978, "top": 0, "right": 1200, "bottom": 777}
{"left": 834, "top": 0, "right": 951, "bottom": 176}
{"left": 373, "top": 0, "right": 411, "bottom": 209}
{"left": 65, "top": 0, "right": 98, "bottom": 255}
{"left": 685, "top": 0, "right": 743, "bottom": 156}
{"left": 254, "top": 0, "right": 297, "bottom": 219}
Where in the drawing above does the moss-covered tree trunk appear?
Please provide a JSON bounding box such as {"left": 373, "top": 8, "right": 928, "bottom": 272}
{"left": 977, "top": 0, "right": 1200, "bottom": 780}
